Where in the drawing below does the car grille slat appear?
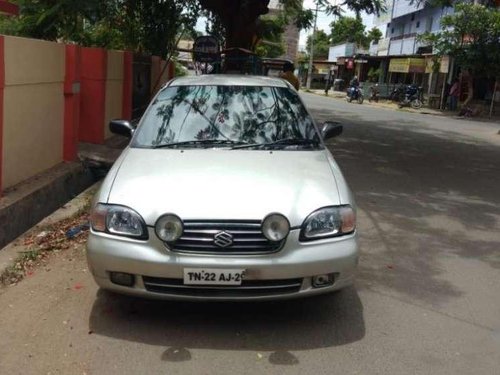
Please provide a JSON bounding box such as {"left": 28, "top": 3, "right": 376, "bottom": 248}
{"left": 169, "top": 220, "right": 284, "bottom": 255}
{"left": 142, "top": 276, "right": 303, "bottom": 297}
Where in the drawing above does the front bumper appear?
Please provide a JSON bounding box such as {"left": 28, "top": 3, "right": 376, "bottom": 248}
{"left": 86, "top": 229, "right": 359, "bottom": 301}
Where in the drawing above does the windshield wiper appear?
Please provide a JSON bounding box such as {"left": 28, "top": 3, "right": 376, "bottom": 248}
{"left": 231, "top": 138, "right": 320, "bottom": 150}
{"left": 153, "top": 140, "right": 249, "bottom": 149}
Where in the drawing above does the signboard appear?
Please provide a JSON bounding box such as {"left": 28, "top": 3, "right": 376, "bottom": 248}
{"left": 389, "top": 58, "right": 425, "bottom": 73}
{"left": 440, "top": 56, "right": 450, "bottom": 74}
{"left": 425, "top": 56, "right": 450, "bottom": 74}
{"left": 355, "top": 59, "right": 368, "bottom": 64}
{"left": 193, "top": 36, "right": 220, "bottom": 63}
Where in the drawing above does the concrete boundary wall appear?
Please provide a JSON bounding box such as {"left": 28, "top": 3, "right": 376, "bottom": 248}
{"left": 104, "top": 51, "right": 124, "bottom": 140}
{"left": 0, "top": 34, "right": 175, "bottom": 196}
{"left": 151, "top": 56, "right": 174, "bottom": 96}
{"left": 2, "top": 36, "right": 65, "bottom": 190}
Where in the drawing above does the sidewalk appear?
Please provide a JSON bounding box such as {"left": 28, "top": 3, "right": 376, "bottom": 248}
{"left": 0, "top": 183, "right": 98, "bottom": 286}
{"left": 0, "top": 135, "right": 127, "bottom": 251}
{"left": 305, "top": 89, "right": 500, "bottom": 123}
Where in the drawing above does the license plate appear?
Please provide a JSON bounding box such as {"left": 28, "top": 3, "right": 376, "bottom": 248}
{"left": 183, "top": 268, "right": 246, "bottom": 286}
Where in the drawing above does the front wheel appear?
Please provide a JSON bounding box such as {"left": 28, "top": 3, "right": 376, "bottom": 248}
{"left": 411, "top": 99, "right": 422, "bottom": 109}
{"left": 346, "top": 96, "right": 353, "bottom": 103}
{"left": 357, "top": 95, "right": 364, "bottom": 104}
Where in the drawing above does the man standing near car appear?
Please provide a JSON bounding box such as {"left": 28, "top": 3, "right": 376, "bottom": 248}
{"left": 280, "top": 62, "right": 300, "bottom": 91}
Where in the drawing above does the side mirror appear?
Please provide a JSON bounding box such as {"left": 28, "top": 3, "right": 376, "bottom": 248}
{"left": 321, "top": 121, "right": 343, "bottom": 140}
{"left": 110, "top": 120, "right": 135, "bottom": 138}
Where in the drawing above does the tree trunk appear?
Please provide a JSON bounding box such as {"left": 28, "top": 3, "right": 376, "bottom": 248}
{"left": 198, "top": 0, "right": 270, "bottom": 72}
{"left": 199, "top": 0, "right": 270, "bottom": 50}
{"left": 462, "top": 70, "right": 474, "bottom": 107}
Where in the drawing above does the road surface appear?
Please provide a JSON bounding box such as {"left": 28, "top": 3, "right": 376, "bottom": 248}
{"left": 1, "top": 93, "right": 499, "bottom": 375}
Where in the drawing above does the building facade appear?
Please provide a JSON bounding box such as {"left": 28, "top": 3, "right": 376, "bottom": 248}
{"left": 385, "top": 0, "right": 454, "bottom": 56}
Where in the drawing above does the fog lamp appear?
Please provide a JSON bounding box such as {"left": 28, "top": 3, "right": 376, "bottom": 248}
{"left": 110, "top": 272, "right": 135, "bottom": 287}
{"left": 312, "top": 274, "right": 334, "bottom": 288}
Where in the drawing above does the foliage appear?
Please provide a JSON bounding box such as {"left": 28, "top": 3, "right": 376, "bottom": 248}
{"left": 174, "top": 61, "right": 189, "bottom": 77}
{"left": 198, "top": 0, "right": 387, "bottom": 51}
{"left": 0, "top": 0, "right": 390, "bottom": 58}
{"left": 418, "top": 3, "right": 500, "bottom": 78}
{"left": 330, "top": 16, "right": 367, "bottom": 47}
{"left": 0, "top": 0, "right": 201, "bottom": 58}
{"left": 254, "top": 16, "right": 286, "bottom": 58}
{"left": 367, "top": 67, "right": 382, "bottom": 82}
{"left": 306, "top": 30, "right": 331, "bottom": 59}
{"left": 329, "top": 16, "right": 382, "bottom": 49}
{"left": 367, "top": 27, "right": 383, "bottom": 44}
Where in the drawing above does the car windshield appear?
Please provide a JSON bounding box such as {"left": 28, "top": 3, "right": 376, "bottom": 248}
{"left": 132, "top": 85, "right": 321, "bottom": 150}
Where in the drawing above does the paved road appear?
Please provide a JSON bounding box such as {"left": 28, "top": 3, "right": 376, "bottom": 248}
{"left": 1, "top": 94, "right": 499, "bottom": 375}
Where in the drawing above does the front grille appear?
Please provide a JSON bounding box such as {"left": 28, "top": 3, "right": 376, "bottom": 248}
{"left": 169, "top": 220, "right": 284, "bottom": 254}
{"left": 142, "top": 276, "right": 303, "bottom": 297}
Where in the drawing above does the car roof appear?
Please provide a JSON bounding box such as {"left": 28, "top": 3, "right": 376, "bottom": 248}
{"left": 168, "top": 74, "right": 290, "bottom": 88}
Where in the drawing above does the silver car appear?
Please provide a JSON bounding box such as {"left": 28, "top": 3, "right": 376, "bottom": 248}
{"left": 87, "top": 75, "right": 358, "bottom": 301}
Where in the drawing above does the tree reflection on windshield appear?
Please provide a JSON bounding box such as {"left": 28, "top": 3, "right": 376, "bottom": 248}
{"left": 133, "top": 85, "right": 319, "bottom": 149}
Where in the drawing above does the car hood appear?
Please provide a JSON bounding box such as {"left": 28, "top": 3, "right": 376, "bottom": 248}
{"left": 107, "top": 148, "right": 341, "bottom": 227}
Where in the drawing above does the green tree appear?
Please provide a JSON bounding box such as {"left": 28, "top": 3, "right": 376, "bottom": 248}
{"left": 254, "top": 16, "right": 286, "bottom": 58}
{"left": 199, "top": 0, "right": 386, "bottom": 51}
{"left": 419, "top": 3, "right": 500, "bottom": 105}
{"left": 0, "top": 0, "right": 201, "bottom": 58}
{"left": 306, "top": 30, "right": 331, "bottom": 59}
{"left": 367, "top": 26, "right": 383, "bottom": 44}
{"left": 330, "top": 16, "right": 369, "bottom": 49}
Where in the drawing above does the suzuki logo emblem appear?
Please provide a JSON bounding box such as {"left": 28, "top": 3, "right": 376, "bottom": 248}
{"left": 214, "top": 231, "right": 233, "bottom": 248}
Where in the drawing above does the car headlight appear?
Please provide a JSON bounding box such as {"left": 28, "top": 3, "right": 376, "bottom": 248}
{"left": 262, "top": 213, "right": 290, "bottom": 242}
{"left": 300, "top": 205, "right": 356, "bottom": 241}
{"left": 90, "top": 203, "right": 147, "bottom": 239}
{"left": 155, "top": 214, "right": 183, "bottom": 243}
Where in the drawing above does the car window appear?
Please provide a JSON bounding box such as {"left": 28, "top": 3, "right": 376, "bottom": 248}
{"left": 132, "top": 85, "right": 320, "bottom": 148}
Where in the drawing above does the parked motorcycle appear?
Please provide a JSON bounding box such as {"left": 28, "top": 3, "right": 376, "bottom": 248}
{"left": 346, "top": 86, "right": 364, "bottom": 104}
{"left": 368, "top": 84, "right": 380, "bottom": 103}
{"left": 389, "top": 84, "right": 406, "bottom": 102}
{"left": 398, "top": 85, "right": 423, "bottom": 109}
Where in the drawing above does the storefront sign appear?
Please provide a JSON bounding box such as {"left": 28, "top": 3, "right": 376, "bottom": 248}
{"left": 389, "top": 58, "right": 425, "bottom": 73}
{"left": 354, "top": 59, "right": 368, "bottom": 64}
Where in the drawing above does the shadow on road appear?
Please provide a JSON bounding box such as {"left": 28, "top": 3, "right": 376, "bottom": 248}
{"left": 316, "top": 108, "right": 500, "bottom": 307}
{"left": 88, "top": 286, "right": 365, "bottom": 363}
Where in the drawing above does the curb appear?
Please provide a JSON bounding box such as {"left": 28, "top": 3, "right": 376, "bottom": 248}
{"left": 0, "top": 182, "right": 99, "bottom": 285}
{"left": 0, "top": 163, "right": 97, "bottom": 249}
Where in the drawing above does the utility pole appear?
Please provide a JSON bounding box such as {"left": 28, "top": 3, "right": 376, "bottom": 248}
{"left": 306, "top": 1, "right": 319, "bottom": 90}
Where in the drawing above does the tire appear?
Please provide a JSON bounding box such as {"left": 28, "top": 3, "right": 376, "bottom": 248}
{"left": 411, "top": 99, "right": 422, "bottom": 109}
{"left": 357, "top": 95, "right": 364, "bottom": 104}
{"left": 347, "top": 96, "right": 352, "bottom": 103}
{"left": 398, "top": 103, "right": 404, "bottom": 108}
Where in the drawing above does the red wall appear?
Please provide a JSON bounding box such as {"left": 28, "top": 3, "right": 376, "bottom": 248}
{"left": 79, "top": 48, "right": 107, "bottom": 144}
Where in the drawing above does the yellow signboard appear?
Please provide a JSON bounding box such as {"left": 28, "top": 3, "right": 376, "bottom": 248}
{"left": 389, "top": 58, "right": 426, "bottom": 73}
{"left": 389, "top": 58, "right": 410, "bottom": 73}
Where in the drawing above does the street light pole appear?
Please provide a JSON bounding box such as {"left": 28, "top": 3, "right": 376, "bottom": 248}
{"left": 306, "top": 2, "right": 319, "bottom": 90}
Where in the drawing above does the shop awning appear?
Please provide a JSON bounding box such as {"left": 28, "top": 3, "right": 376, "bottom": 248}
{"left": 0, "top": 1, "right": 19, "bottom": 15}
{"left": 389, "top": 58, "right": 426, "bottom": 74}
